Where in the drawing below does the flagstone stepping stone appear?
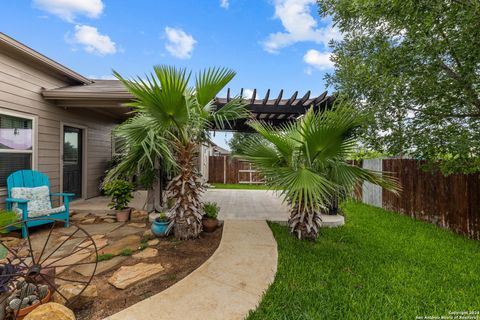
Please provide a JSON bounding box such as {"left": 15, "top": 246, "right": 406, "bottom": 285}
{"left": 128, "top": 223, "right": 146, "bottom": 229}
{"left": 133, "top": 248, "right": 158, "bottom": 259}
{"left": 81, "top": 218, "right": 96, "bottom": 224}
{"left": 57, "top": 223, "right": 123, "bottom": 236}
{"left": 24, "top": 302, "right": 75, "bottom": 320}
{"left": 103, "top": 218, "right": 116, "bottom": 223}
{"left": 130, "top": 209, "right": 148, "bottom": 222}
{"left": 108, "top": 262, "right": 164, "bottom": 289}
{"left": 43, "top": 248, "right": 92, "bottom": 274}
{"left": 147, "top": 239, "right": 159, "bottom": 246}
{"left": 99, "top": 235, "right": 141, "bottom": 256}
{"left": 53, "top": 283, "right": 98, "bottom": 307}
{"left": 73, "top": 256, "right": 127, "bottom": 276}
{"left": 108, "top": 226, "right": 144, "bottom": 239}
{"left": 78, "top": 238, "right": 108, "bottom": 251}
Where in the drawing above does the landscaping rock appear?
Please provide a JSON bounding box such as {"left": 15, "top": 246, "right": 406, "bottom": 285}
{"left": 108, "top": 262, "right": 164, "bottom": 289}
{"left": 128, "top": 222, "right": 146, "bottom": 229}
{"left": 24, "top": 302, "right": 75, "bottom": 320}
{"left": 74, "top": 256, "right": 127, "bottom": 276}
{"left": 133, "top": 248, "right": 158, "bottom": 259}
{"left": 53, "top": 284, "right": 97, "bottom": 307}
{"left": 44, "top": 249, "right": 91, "bottom": 274}
{"left": 81, "top": 218, "right": 96, "bottom": 224}
{"left": 103, "top": 218, "right": 116, "bottom": 223}
{"left": 99, "top": 235, "right": 141, "bottom": 256}
{"left": 147, "top": 239, "right": 159, "bottom": 246}
{"left": 78, "top": 238, "right": 108, "bottom": 251}
{"left": 143, "top": 229, "right": 154, "bottom": 240}
{"left": 130, "top": 209, "right": 148, "bottom": 222}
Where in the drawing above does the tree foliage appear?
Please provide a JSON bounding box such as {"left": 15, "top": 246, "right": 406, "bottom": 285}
{"left": 319, "top": 0, "right": 480, "bottom": 174}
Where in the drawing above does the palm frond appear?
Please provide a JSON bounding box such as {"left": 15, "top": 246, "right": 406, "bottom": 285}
{"left": 195, "top": 67, "right": 236, "bottom": 106}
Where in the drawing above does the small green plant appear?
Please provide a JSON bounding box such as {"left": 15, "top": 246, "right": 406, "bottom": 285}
{"left": 0, "top": 211, "right": 20, "bottom": 233}
{"left": 119, "top": 248, "right": 133, "bottom": 256}
{"left": 203, "top": 202, "right": 220, "bottom": 219}
{"left": 156, "top": 212, "right": 170, "bottom": 223}
{"left": 97, "top": 253, "right": 114, "bottom": 262}
{"left": 138, "top": 242, "right": 148, "bottom": 250}
{"left": 103, "top": 180, "right": 135, "bottom": 210}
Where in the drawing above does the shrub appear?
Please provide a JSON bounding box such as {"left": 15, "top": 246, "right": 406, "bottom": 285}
{"left": 0, "top": 211, "right": 19, "bottom": 233}
{"left": 103, "top": 180, "right": 135, "bottom": 210}
{"left": 156, "top": 212, "right": 170, "bottom": 223}
{"left": 203, "top": 202, "right": 220, "bottom": 219}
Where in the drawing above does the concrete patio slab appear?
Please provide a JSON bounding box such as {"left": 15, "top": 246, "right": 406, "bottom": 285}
{"left": 104, "top": 220, "right": 277, "bottom": 320}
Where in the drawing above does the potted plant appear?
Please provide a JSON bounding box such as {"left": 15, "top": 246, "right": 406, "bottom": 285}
{"left": 103, "top": 180, "right": 135, "bottom": 222}
{"left": 202, "top": 202, "right": 220, "bottom": 233}
{"left": 151, "top": 212, "right": 170, "bottom": 237}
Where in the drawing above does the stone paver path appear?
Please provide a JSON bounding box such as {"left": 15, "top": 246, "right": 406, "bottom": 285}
{"left": 202, "top": 189, "right": 290, "bottom": 221}
{"left": 104, "top": 220, "right": 277, "bottom": 320}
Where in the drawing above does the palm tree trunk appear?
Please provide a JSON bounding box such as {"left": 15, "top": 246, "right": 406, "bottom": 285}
{"left": 288, "top": 204, "right": 322, "bottom": 240}
{"left": 167, "top": 142, "right": 204, "bottom": 240}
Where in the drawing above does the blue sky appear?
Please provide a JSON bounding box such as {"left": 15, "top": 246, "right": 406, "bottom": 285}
{"left": 1, "top": 0, "right": 339, "bottom": 149}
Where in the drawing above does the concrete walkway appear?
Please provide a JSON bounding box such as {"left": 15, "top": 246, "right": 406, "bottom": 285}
{"left": 104, "top": 220, "right": 277, "bottom": 320}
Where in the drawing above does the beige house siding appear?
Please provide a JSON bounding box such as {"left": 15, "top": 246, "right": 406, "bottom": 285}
{"left": 0, "top": 48, "right": 117, "bottom": 207}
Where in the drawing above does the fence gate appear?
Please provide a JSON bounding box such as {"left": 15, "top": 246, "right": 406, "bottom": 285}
{"left": 208, "top": 156, "right": 264, "bottom": 184}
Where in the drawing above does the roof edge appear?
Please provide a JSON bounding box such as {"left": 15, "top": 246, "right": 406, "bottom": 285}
{"left": 0, "top": 32, "right": 92, "bottom": 85}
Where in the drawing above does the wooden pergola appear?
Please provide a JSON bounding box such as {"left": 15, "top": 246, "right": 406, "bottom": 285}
{"left": 214, "top": 88, "right": 335, "bottom": 131}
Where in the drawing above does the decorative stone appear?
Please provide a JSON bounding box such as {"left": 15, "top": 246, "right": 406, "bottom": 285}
{"left": 108, "top": 263, "right": 164, "bottom": 289}
{"left": 78, "top": 238, "right": 108, "bottom": 251}
{"left": 81, "top": 218, "right": 96, "bottom": 224}
{"left": 99, "top": 235, "right": 141, "bottom": 256}
{"left": 130, "top": 209, "right": 148, "bottom": 222}
{"left": 147, "top": 239, "right": 159, "bottom": 246}
{"left": 143, "top": 229, "right": 154, "bottom": 240}
{"left": 73, "top": 256, "right": 127, "bottom": 276}
{"left": 53, "top": 284, "right": 97, "bottom": 307}
{"left": 128, "top": 223, "right": 146, "bottom": 229}
{"left": 43, "top": 249, "right": 91, "bottom": 274}
{"left": 133, "top": 248, "right": 158, "bottom": 259}
{"left": 103, "top": 218, "right": 115, "bottom": 223}
{"left": 23, "top": 302, "right": 75, "bottom": 320}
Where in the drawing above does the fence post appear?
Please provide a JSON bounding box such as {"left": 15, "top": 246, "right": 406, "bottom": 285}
{"left": 223, "top": 156, "right": 227, "bottom": 184}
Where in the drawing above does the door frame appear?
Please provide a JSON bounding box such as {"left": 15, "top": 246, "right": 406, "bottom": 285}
{"left": 60, "top": 122, "right": 88, "bottom": 200}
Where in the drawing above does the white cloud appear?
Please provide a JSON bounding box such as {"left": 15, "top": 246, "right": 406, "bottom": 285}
{"left": 87, "top": 74, "right": 117, "bottom": 80}
{"left": 164, "top": 27, "right": 196, "bottom": 59}
{"left": 32, "top": 0, "right": 104, "bottom": 22}
{"left": 303, "top": 49, "right": 334, "bottom": 70}
{"left": 71, "top": 25, "right": 116, "bottom": 56}
{"left": 220, "top": 0, "right": 229, "bottom": 9}
{"left": 262, "top": 0, "right": 341, "bottom": 53}
{"left": 242, "top": 89, "right": 254, "bottom": 99}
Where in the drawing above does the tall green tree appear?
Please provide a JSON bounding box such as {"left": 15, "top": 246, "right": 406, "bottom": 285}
{"left": 319, "top": 0, "right": 480, "bottom": 174}
{"left": 238, "top": 103, "right": 399, "bottom": 239}
{"left": 227, "top": 132, "right": 261, "bottom": 155}
{"left": 111, "top": 66, "right": 249, "bottom": 239}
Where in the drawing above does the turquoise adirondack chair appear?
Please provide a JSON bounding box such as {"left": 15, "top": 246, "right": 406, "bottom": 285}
{"left": 5, "top": 170, "right": 74, "bottom": 238}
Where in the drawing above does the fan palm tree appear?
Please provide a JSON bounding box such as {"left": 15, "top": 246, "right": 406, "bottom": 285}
{"left": 238, "top": 102, "right": 400, "bottom": 239}
{"left": 112, "top": 66, "right": 249, "bottom": 239}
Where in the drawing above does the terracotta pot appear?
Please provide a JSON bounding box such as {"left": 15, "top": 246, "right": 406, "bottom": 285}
{"left": 16, "top": 289, "right": 51, "bottom": 318}
{"left": 115, "top": 208, "right": 131, "bottom": 222}
{"left": 202, "top": 218, "right": 218, "bottom": 233}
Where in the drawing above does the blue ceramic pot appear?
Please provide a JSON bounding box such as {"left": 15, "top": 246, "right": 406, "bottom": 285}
{"left": 151, "top": 219, "right": 169, "bottom": 237}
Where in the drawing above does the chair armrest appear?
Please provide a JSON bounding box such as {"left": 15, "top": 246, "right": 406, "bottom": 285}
{"left": 5, "top": 198, "right": 29, "bottom": 204}
{"left": 50, "top": 193, "right": 75, "bottom": 197}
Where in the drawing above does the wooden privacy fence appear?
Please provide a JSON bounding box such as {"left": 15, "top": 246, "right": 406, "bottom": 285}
{"left": 208, "top": 156, "right": 264, "bottom": 184}
{"left": 360, "top": 159, "right": 480, "bottom": 240}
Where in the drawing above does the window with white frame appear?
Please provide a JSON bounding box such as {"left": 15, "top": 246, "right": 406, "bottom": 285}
{"left": 0, "top": 112, "right": 34, "bottom": 188}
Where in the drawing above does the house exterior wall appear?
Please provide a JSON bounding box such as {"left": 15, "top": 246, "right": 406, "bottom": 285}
{"left": 0, "top": 48, "right": 116, "bottom": 207}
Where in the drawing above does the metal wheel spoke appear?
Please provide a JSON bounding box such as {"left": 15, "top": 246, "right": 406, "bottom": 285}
{"left": 38, "top": 273, "right": 69, "bottom": 303}
{"left": 41, "top": 260, "right": 96, "bottom": 269}
{"left": 39, "top": 227, "right": 80, "bottom": 265}
{"left": 42, "top": 245, "right": 91, "bottom": 269}
{"left": 23, "top": 223, "right": 36, "bottom": 265}
{"left": 0, "top": 273, "right": 24, "bottom": 278}
{"left": 0, "top": 242, "right": 30, "bottom": 270}
{"left": 41, "top": 272, "right": 89, "bottom": 285}
{"left": 37, "top": 221, "right": 56, "bottom": 263}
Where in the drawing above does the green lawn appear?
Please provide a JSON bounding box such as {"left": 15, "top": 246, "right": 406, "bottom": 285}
{"left": 248, "top": 202, "right": 480, "bottom": 320}
{"left": 209, "top": 183, "right": 272, "bottom": 190}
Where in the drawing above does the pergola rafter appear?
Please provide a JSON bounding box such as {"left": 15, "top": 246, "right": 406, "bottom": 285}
{"left": 214, "top": 88, "right": 335, "bottom": 131}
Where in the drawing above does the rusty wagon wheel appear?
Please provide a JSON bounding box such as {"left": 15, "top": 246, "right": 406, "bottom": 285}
{"left": 0, "top": 218, "right": 98, "bottom": 319}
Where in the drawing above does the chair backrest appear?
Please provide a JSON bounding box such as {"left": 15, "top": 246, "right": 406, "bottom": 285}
{"left": 7, "top": 170, "right": 50, "bottom": 198}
